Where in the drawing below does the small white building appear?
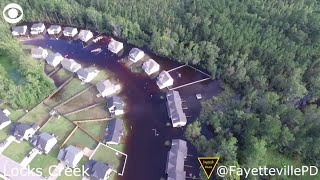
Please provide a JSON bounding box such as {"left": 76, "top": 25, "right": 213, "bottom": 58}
{"left": 63, "top": 27, "right": 78, "bottom": 37}
{"left": 107, "top": 96, "right": 125, "bottom": 116}
{"left": 57, "top": 145, "right": 83, "bottom": 168}
{"left": 129, "top": 48, "right": 144, "bottom": 63}
{"left": 108, "top": 38, "right": 124, "bottom": 54}
{"left": 31, "top": 132, "right": 57, "bottom": 154}
{"left": 31, "top": 47, "right": 48, "bottom": 59}
{"left": 61, "top": 58, "right": 82, "bottom": 73}
{"left": 96, "top": 80, "right": 121, "bottom": 98}
{"left": 142, "top": 59, "right": 160, "bottom": 75}
{"left": 12, "top": 26, "right": 27, "bottom": 36}
{"left": 10, "top": 123, "right": 40, "bottom": 141}
{"left": 30, "top": 23, "right": 46, "bottom": 35}
{"left": 166, "top": 91, "right": 187, "bottom": 127}
{"left": 77, "top": 68, "right": 99, "bottom": 83}
{"left": 46, "top": 52, "right": 64, "bottom": 67}
{"left": 78, "top": 30, "right": 93, "bottom": 42}
{"left": 156, "top": 70, "right": 174, "bottom": 89}
{"left": 0, "top": 110, "right": 11, "bottom": 130}
{"left": 47, "top": 25, "right": 62, "bottom": 35}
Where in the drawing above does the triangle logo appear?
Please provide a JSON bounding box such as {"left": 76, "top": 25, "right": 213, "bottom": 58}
{"left": 198, "top": 157, "right": 220, "bottom": 179}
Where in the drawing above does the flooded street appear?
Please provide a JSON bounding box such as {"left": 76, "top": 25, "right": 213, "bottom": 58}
{"left": 22, "top": 31, "right": 222, "bottom": 180}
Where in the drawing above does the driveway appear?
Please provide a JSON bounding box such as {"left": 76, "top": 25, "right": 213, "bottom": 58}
{"left": 47, "top": 162, "right": 65, "bottom": 180}
{"left": 0, "top": 136, "right": 16, "bottom": 153}
{"left": 0, "top": 154, "right": 43, "bottom": 180}
{"left": 20, "top": 148, "right": 40, "bottom": 167}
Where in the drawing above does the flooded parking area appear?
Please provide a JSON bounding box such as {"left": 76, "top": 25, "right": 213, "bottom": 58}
{"left": 22, "top": 28, "right": 222, "bottom": 180}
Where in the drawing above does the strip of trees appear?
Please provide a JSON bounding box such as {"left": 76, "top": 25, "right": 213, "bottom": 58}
{"left": 1, "top": 0, "right": 320, "bottom": 178}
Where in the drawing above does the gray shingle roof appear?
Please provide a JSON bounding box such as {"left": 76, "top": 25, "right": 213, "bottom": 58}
{"left": 105, "top": 119, "right": 124, "bottom": 144}
{"left": 9, "top": 123, "right": 37, "bottom": 140}
{"left": 0, "top": 111, "right": 10, "bottom": 124}
{"left": 107, "top": 96, "right": 125, "bottom": 111}
{"left": 84, "top": 160, "right": 112, "bottom": 180}
{"left": 31, "top": 23, "right": 44, "bottom": 30}
{"left": 166, "top": 91, "right": 187, "bottom": 125}
{"left": 57, "top": 145, "right": 83, "bottom": 167}
{"left": 166, "top": 139, "right": 187, "bottom": 180}
{"left": 31, "top": 132, "right": 57, "bottom": 152}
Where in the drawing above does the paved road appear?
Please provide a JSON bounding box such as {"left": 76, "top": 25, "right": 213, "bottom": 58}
{"left": 0, "top": 154, "right": 43, "bottom": 180}
{"left": 20, "top": 148, "right": 40, "bottom": 167}
{"left": 47, "top": 162, "right": 65, "bottom": 180}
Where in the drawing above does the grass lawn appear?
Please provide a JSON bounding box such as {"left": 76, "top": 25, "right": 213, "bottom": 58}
{"left": 0, "top": 126, "right": 10, "bottom": 142}
{"left": 67, "top": 104, "right": 109, "bottom": 121}
{"left": 90, "top": 68, "right": 113, "bottom": 84}
{"left": 65, "top": 129, "right": 98, "bottom": 150}
{"left": 3, "top": 141, "right": 33, "bottom": 163}
{"left": 57, "top": 157, "right": 89, "bottom": 180}
{"left": 45, "top": 79, "right": 90, "bottom": 108}
{"left": 29, "top": 146, "right": 60, "bottom": 178}
{"left": 78, "top": 121, "right": 108, "bottom": 141}
{"left": 18, "top": 103, "right": 50, "bottom": 124}
{"left": 0, "top": 104, "right": 26, "bottom": 122}
{"left": 40, "top": 117, "right": 75, "bottom": 142}
{"left": 56, "top": 88, "right": 101, "bottom": 115}
{"left": 91, "top": 144, "right": 124, "bottom": 171}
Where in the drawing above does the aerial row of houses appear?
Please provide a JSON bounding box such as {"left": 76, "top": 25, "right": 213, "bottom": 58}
{"left": 166, "top": 139, "right": 188, "bottom": 180}
{"left": 0, "top": 108, "right": 116, "bottom": 180}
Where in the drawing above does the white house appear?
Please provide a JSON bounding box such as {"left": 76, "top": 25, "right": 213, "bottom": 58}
{"left": 61, "top": 58, "right": 82, "bottom": 73}
{"left": 96, "top": 80, "right": 121, "bottom": 98}
{"left": 63, "top": 27, "right": 78, "bottom": 37}
{"left": 107, "top": 96, "right": 125, "bottom": 116}
{"left": 57, "top": 145, "right": 83, "bottom": 168}
{"left": 142, "top": 59, "right": 160, "bottom": 75}
{"left": 47, "top": 25, "right": 62, "bottom": 35}
{"left": 31, "top": 132, "right": 57, "bottom": 154}
{"left": 78, "top": 30, "right": 93, "bottom": 42}
{"left": 9, "top": 123, "right": 40, "bottom": 141}
{"left": 84, "top": 160, "right": 113, "bottom": 180}
{"left": 166, "top": 91, "right": 187, "bottom": 127}
{"left": 108, "top": 38, "right": 124, "bottom": 54}
{"left": 12, "top": 26, "right": 27, "bottom": 36}
{"left": 77, "top": 68, "right": 99, "bottom": 83}
{"left": 30, "top": 23, "right": 46, "bottom": 35}
{"left": 129, "top": 48, "right": 144, "bottom": 63}
{"left": 0, "top": 110, "right": 11, "bottom": 130}
{"left": 156, "top": 70, "right": 174, "bottom": 89}
{"left": 31, "top": 47, "right": 48, "bottom": 59}
{"left": 46, "top": 52, "right": 64, "bottom": 67}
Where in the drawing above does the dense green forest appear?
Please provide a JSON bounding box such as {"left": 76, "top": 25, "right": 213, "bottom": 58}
{"left": 1, "top": 0, "right": 320, "bottom": 179}
{"left": 0, "top": 22, "right": 55, "bottom": 109}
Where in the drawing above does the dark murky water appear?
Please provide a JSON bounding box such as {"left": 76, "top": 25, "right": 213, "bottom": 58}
{"left": 22, "top": 24, "right": 222, "bottom": 180}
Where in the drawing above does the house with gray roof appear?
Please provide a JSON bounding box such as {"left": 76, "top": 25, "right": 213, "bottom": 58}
{"left": 63, "top": 27, "right": 78, "bottom": 37}
{"left": 156, "top": 70, "right": 174, "bottom": 89}
{"left": 78, "top": 30, "right": 93, "bottom": 42}
{"left": 61, "top": 58, "right": 82, "bottom": 73}
{"left": 47, "top": 25, "right": 62, "bottom": 35}
{"left": 129, "top": 48, "right": 144, "bottom": 63}
{"left": 166, "top": 91, "right": 187, "bottom": 127}
{"left": 77, "top": 68, "right": 99, "bottom": 83}
{"left": 106, "top": 96, "right": 125, "bottom": 116}
{"left": 166, "top": 139, "right": 187, "bottom": 180}
{"left": 46, "top": 52, "right": 64, "bottom": 67}
{"left": 12, "top": 25, "right": 27, "bottom": 36}
{"left": 108, "top": 38, "right": 123, "bottom": 54}
{"left": 104, "top": 119, "right": 124, "bottom": 145}
{"left": 30, "top": 23, "right": 46, "bottom": 35}
{"left": 9, "top": 123, "right": 39, "bottom": 141}
{"left": 31, "top": 47, "right": 48, "bottom": 59}
{"left": 57, "top": 145, "right": 83, "bottom": 168}
{"left": 0, "top": 110, "right": 11, "bottom": 130}
{"left": 96, "top": 80, "right": 121, "bottom": 98}
{"left": 31, "top": 132, "right": 57, "bottom": 154}
{"left": 84, "top": 160, "right": 113, "bottom": 180}
{"left": 142, "top": 59, "right": 160, "bottom": 75}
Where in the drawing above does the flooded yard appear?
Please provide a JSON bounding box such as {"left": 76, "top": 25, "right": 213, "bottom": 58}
{"left": 22, "top": 27, "right": 223, "bottom": 180}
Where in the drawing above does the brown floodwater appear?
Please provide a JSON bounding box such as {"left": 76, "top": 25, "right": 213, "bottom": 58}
{"left": 21, "top": 24, "right": 222, "bottom": 180}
